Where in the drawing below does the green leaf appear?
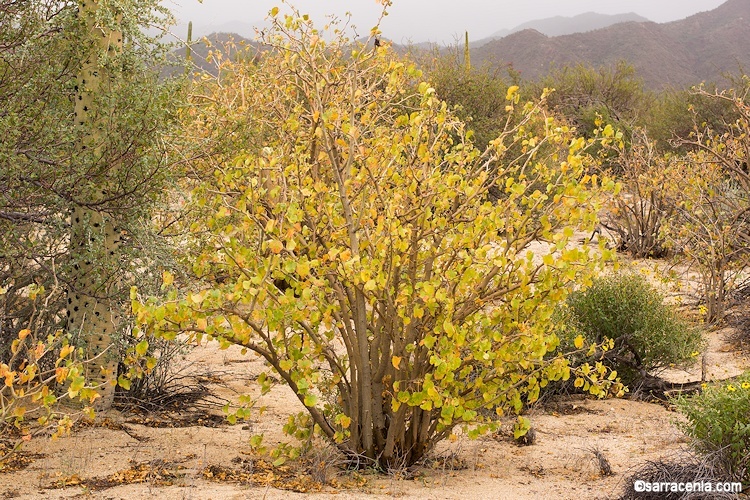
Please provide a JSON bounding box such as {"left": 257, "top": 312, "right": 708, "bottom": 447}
{"left": 69, "top": 376, "right": 85, "bottom": 396}
{"left": 117, "top": 375, "right": 131, "bottom": 391}
{"left": 135, "top": 339, "right": 149, "bottom": 356}
{"left": 514, "top": 416, "right": 531, "bottom": 439}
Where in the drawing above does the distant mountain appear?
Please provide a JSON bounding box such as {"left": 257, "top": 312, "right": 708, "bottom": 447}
{"left": 471, "top": 0, "right": 750, "bottom": 89}
{"left": 477, "top": 12, "right": 649, "bottom": 44}
{"left": 170, "top": 20, "right": 264, "bottom": 42}
{"left": 162, "top": 32, "right": 259, "bottom": 78}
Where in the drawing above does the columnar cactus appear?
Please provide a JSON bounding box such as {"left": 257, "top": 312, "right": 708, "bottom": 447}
{"left": 464, "top": 30, "right": 471, "bottom": 72}
{"left": 186, "top": 21, "right": 193, "bottom": 63}
{"left": 67, "top": 0, "right": 124, "bottom": 409}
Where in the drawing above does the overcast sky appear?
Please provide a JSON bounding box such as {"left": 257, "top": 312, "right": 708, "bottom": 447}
{"left": 164, "top": 0, "right": 728, "bottom": 44}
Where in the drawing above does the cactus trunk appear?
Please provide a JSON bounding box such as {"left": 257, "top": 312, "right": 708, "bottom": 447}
{"left": 464, "top": 31, "right": 470, "bottom": 71}
{"left": 186, "top": 21, "right": 193, "bottom": 62}
{"left": 67, "top": 0, "right": 124, "bottom": 409}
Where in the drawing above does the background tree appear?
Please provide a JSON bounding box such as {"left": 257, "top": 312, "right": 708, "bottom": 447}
{"left": 534, "top": 62, "right": 649, "bottom": 172}
{"left": 419, "top": 44, "right": 511, "bottom": 150}
{"left": 647, "top": 83, "right": 740, "bottom": 152}
{"left": 135, "top": 9, "right": 621, "bottom": 469}
{"left": 1, "top": 0, "right": 74, "bottom": 363}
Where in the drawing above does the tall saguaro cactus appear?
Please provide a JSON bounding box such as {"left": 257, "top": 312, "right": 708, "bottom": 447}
{"left": 67, "top": 0, "right": 125, "bottom": 409}
{"left": 464, "top": 30, "right": 471, "bottom": 72}
{"left": 186, "top": 21, "right": 193, "bottom": 63}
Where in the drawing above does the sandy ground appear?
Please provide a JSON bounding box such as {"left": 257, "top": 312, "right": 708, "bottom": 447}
{"left": 1, "top": 323, "right": 747, "bottom": 500}
{"left": 2, "top": 243, "right": 749, "bottom": 500}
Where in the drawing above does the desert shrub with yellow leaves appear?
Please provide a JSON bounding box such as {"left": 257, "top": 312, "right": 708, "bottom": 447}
{"left": 134, "top": 6, "right": 622, "bottom": 469}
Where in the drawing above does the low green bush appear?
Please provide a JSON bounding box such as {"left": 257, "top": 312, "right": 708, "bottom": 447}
{"left": 674, "top": 372, "right": 750, "bottom": 482}
{"left": 559, "top": 273, "right": 704, "bottom": 385}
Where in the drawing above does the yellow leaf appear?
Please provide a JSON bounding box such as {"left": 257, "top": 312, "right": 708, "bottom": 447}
{"left": 296, "top": 261, "right": 310, "bottom": 278}
{"left": 443, "top": 319, "right": 455, "bottom": 336}
{"left": 391, "top": 356, "right": 402, "bottom": 370}
{"left": 59, "top": 345, "right": 74, "bottom": 359}
{"left": 190, "top": 291, "right": 206, "bottom": 305}
{"left": 162, "top": 271, "right": 174, "bottom": 287}
{"left": 574, "top": 335, "right": 584, "bottom": 349}
{"left": 19, "top": 329, "right": 31, "bottom": 340}
{"left": 339, "top": 415, "right": 351, "bottom": 429}
{"left": 269, "top": 239, "right": 284, "bottom": 254}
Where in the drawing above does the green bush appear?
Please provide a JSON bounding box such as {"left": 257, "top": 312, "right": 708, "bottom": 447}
{"left": 674, "top": 372, "right": 750, "bottom": 482}
{"left": 559, "top": 273, "right": 704, "bottom": 385}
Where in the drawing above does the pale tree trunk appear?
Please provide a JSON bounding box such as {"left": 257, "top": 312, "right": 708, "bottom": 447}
{"left": 67, "top": 0, "right": 124, "bottom": 409}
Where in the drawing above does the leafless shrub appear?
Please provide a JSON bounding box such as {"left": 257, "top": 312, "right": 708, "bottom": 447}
{"left": 601, "top": 129, "right": 674, "bottom": 258}
{"left": 663, "top": 83, "right": 750, "bottom": 323}
{"left": 618, "top": 452, "right": 743, "bottom": 499}
{"left": 588, "top": 446, "right": 613, "bottom": 476}
{"left": 302, "top": 443, "right": 347, "bottom": 485}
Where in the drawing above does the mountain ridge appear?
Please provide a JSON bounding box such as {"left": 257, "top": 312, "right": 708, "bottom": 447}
{"left": 471, "top": 0, "right": 750, "bottom": 89}
{"left": 171, "top": 1, "right": 747, "bottom": 90}
{"left": 479, "top": 11, "right": 649, "bottom": 43}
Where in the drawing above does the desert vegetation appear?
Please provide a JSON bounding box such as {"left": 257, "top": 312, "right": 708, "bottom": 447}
{"left": 1, "top": 1, "right": 749, "bottom": 498}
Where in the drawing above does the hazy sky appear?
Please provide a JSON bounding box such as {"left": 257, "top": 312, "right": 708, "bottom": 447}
{"left": 165, "top": 0, "right": 728, "bottom": 44}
